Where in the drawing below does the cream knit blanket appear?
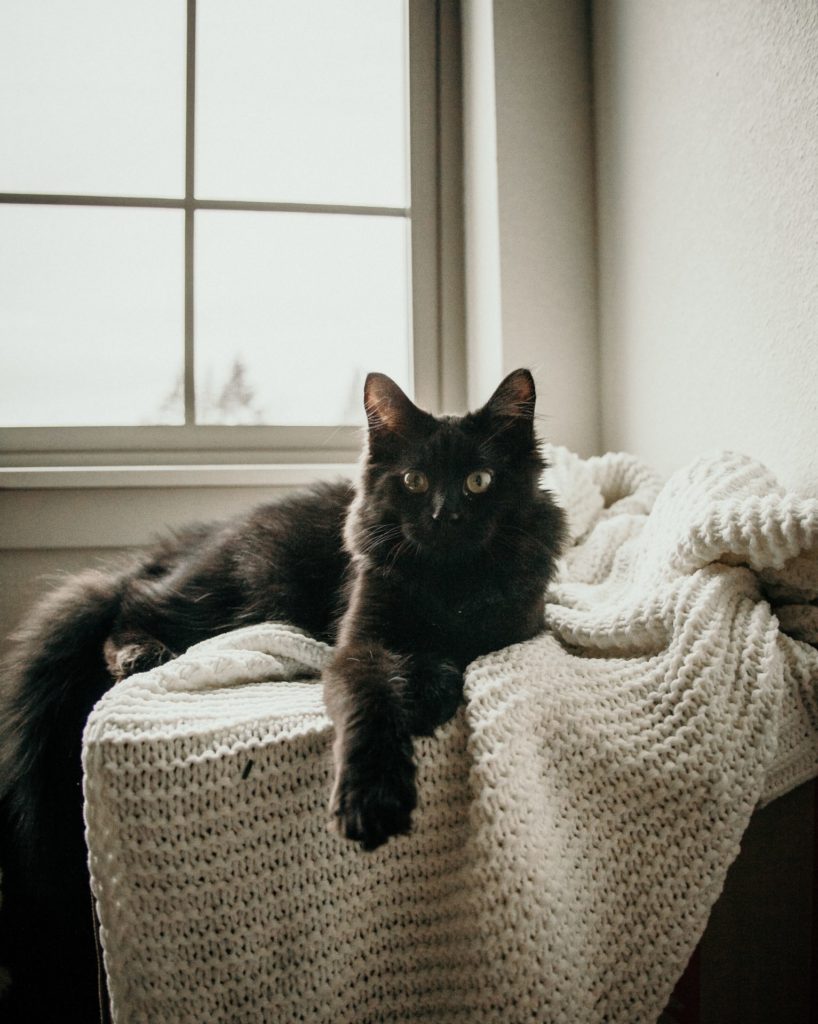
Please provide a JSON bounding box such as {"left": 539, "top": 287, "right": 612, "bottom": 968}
{"left": 83, "top": 449, "right": 818, "bottom": 1024}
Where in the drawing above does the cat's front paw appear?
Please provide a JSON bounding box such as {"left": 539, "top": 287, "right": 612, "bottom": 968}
{"left": 329, "top": 750, "right": 416, "bottom": 852}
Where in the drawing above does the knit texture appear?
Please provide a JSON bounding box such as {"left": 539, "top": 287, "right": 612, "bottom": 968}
{"left": 83, "top": 448, "right": 818, "bottom": 1024}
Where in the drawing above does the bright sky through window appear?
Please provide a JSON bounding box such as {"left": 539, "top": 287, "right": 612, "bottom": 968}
{"left": 196, "top": 0, "right": 409, "bottom": 207}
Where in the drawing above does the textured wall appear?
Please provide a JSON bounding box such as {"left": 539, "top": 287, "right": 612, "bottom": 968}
{"left": 594, "top": 0, "right": 818, "bottom": 496}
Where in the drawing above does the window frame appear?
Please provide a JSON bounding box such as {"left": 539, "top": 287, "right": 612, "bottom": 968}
{"left": 0, "top": 0, "right": 464, "bottom": 474}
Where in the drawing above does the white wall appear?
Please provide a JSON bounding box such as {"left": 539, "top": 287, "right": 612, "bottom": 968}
{"left": 594, "top": 0, "right": 818, "bottom": 496}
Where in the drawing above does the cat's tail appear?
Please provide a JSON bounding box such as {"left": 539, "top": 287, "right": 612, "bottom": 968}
{"left": 0, "top": 567, "right": 125, "bottom": 861}
{"left": 0, "top": 567, "right": 126, "bottom": 1017}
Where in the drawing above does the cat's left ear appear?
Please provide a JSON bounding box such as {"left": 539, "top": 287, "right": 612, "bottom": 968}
{"left": 483, "top": 368, "right": 536, "bottom": 423}
{"left": 364, "top": 373, "right": 432, "bottom": 441}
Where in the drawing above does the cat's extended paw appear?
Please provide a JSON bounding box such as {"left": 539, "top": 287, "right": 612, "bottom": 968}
{"left": 329, "top": 751, "right": 417, "bottom": 852}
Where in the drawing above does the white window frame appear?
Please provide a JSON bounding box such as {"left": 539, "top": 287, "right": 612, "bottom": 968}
{"left": 0, "top": 0, "right": 465, "bottom": 484}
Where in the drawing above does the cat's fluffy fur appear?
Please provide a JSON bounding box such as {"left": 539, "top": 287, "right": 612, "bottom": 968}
{"left": 0, "top": 368, "right": 565, "bottom": 1019}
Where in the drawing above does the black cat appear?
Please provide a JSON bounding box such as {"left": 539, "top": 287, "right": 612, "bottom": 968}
{"left": 0, "top": 368, "right": 565, "bottom": 1020}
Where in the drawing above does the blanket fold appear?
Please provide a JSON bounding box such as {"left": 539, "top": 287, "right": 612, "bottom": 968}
{"left": 83, "top": 448, "right": 818, "bottom": 1024}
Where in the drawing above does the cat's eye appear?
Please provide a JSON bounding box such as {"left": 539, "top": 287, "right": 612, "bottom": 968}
{"left": 403, "top": 470, "right": 429, "bottom": 494}
{"left": 465, "top": 470, "right": 493, "bottom": 494}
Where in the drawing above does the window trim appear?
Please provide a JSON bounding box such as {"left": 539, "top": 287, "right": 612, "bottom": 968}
{"left": 1, "top": 424, "right": 363, "bottom": 469}
{"left": 0, "top": 462, "right": 360, "bottom": 492}
{"left": 0, "top": 0, "right": 464, "bottom": 478}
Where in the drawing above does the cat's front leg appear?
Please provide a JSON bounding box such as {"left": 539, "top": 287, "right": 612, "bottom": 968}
{"left": 323, "top": 642, "right": 417, "bottom": 851}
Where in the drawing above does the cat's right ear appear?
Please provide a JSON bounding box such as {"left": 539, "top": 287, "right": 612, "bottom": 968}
{"left": 364, "top": 373, "right": 431, "bottom": 444}
{"left": 484, "top": 368, "right": 536, "bottom": 422}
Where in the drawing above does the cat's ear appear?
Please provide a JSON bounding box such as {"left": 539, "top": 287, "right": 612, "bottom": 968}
{"left": 483, "top": 368, "right": 536, "bottom": 423}
{"left": 364, "top": 373, "right": 431, "bottom": 442}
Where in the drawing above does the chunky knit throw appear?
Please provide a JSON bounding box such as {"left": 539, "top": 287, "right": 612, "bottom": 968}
{"left": 83, "top": 449, "right": 818, "bottom": 1024}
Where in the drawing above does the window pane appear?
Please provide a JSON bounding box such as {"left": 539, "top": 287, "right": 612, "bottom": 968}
{"left": 195, "top": 211, "right": 411, "bottom": 425}
{"left": 0, "top": 205, "right": 184, "bottom": 426}
{"left": 0, "top": 0, "right": 186, "bottom": 197}
{"left": 196, "top": 0, "right": 409, "bottom": 207}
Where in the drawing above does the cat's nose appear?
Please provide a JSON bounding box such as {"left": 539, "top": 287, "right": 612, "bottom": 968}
{"left": 432, "top": 507, "right": 461, "bottom": 524}
{"left": 431, "top": 492, "right": 462, "bottom": 524}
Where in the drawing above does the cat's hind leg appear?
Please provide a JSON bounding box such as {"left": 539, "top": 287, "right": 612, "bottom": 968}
{"left": 103, "top": 629, "right": 176, "bottom": 681}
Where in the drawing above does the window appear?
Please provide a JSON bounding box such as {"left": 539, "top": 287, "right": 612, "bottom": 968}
{"left": 0, "top": 0, "right": 461, "bottom": 471}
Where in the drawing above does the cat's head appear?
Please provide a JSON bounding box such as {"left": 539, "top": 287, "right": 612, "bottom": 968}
{"left": 346, "top": 369, "right": 547, "bottom": 567}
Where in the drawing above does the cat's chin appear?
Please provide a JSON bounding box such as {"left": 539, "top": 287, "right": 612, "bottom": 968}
{"left": 401, "top": 526, "right": 490, "bottom": 564}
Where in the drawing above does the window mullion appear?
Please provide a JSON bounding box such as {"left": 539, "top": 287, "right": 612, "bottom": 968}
{"left": 184, "top": 0, "right": 197, "bottom": 426}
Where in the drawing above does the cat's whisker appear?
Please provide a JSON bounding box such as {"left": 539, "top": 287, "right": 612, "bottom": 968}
{"left": 384, "top": 540, "right": 404, "bottom": 573}
{"left": 358, "top": 526, "right": 405, "bottom": 558}
{"left": 384, "top": 536, "right": 415, "bottom": 574}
